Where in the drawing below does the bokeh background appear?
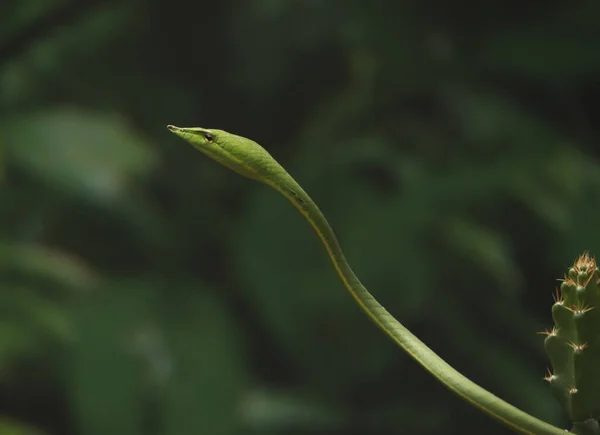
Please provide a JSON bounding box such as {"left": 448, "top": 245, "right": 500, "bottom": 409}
{"left": 2, "top": 1, "right": 600, "bottom": 434}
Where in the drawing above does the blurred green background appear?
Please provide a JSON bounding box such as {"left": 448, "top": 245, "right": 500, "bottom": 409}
{"left": 2, "top": 1, "right": 600, "bottom": 434}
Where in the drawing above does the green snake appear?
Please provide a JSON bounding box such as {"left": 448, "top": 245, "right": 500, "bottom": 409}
{"left": 167, "top": 125, "right": 564, "bottom": 434}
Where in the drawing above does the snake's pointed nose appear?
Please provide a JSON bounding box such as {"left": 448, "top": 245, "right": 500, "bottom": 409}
{"left": 167, "top": 125, "right": 190, "bottom": 142}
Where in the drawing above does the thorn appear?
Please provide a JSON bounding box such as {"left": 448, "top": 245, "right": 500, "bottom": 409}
{"left": 543, "top": 367, "right": 555, "bottom": 383}
{"left": 563, "top": 302, "right": 595, "bottom": 314}
{"left": 553, "top": 287, "right": 564, "bottom": 304}
{"left": 567, "top": 303, "right": 595, "bottom": 315}
{"left": 562, "top": 275, "right": 577, "bottom": 288}
{"left": 537, "top": 327, "right": 558, "bottom": 336}
{"left": 583, "top": 271, "right": 595, "bottom": 287}
{"left": 567, "top": 341, "right": 588, "bottom": 352}
{"left": 569, "top": 386, "right": 578, "bottom": 395}
{"left": 574, "top": 251, "right": 597, "bottom": 276}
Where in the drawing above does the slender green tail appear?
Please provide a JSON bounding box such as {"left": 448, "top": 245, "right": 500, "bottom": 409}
{"left": 168, "top": 125, "right": 565, "bottom": 434}
{"left": 272, "top": 179, "right": 564, "bottom": 435}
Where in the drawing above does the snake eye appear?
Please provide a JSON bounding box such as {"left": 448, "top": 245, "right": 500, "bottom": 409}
{"left": 204, "top": 132, "right": 214, "bottom": 142}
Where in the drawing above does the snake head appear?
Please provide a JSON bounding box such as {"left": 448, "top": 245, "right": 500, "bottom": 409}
{"left": 167, "top": 125, "right": 262, "bottom": 180}
{"left": 167, "top": 125, "right": 221, "bottom": 151}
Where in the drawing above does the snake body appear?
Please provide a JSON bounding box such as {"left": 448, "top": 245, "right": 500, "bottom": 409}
{"left": 167, "top": 125, "right": 564, "bottom": 434}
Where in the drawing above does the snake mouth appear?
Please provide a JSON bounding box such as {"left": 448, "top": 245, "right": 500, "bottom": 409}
{"left": 167, "top": 125, "right": 211, "bottom": 145}
{"left": 168, "top": 125, "right": 257, "bottom": 179}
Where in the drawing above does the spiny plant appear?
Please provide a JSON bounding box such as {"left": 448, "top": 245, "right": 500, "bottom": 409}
{"left": 542, "top": 252, "right": 600, "bottom": 434}
{"left": 169, "top": 124, "right": 595, "bottom": 434}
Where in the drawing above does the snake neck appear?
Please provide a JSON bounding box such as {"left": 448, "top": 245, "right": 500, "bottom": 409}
{"left": 265, "top": 174, "right": 365, "bottom": 302}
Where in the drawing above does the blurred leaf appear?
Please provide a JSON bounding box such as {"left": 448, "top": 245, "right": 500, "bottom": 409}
{"left": 3, "top": 109, "right": 156, "bottom": 201}
{"left": 0, "top": 242, "right": 96, "bottom": 289}
{"left": 441, "top": 218, "right": 520, "bottom": 294}
{"left": 0, "top": 416, "right": 46, "bottom": 435}
{"left": 241, "top": 388, "right": 345, "bottom": 433}
{"left": 69, "top": 281, "right": 150, "bottom": 435}
{"left": 0, "top": 315, "right": 41, "bottom": 377}
{"left": 0, "top": 243, "right": 82, "bottom": 377}
{"left": 478, "top": 4, "right": 600, "bottom": 83}
{"left": 447, "top": 90, "right": 563, "bottom": 150}
{"left": 161, "top": 289, "right": 246, "bottom": 435}
{"left": 0, "top": 285, "right": 72, "bottom": 343}
{"left": 0, "top": 1, "right": 67, "bottom": 43}
{"left": 228, "top": 1, "right": 338, "bottom": 100}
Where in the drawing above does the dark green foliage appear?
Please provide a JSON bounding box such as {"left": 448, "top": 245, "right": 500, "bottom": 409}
{"left": 2, "top": 0, "right": 600, "bottom": 434}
